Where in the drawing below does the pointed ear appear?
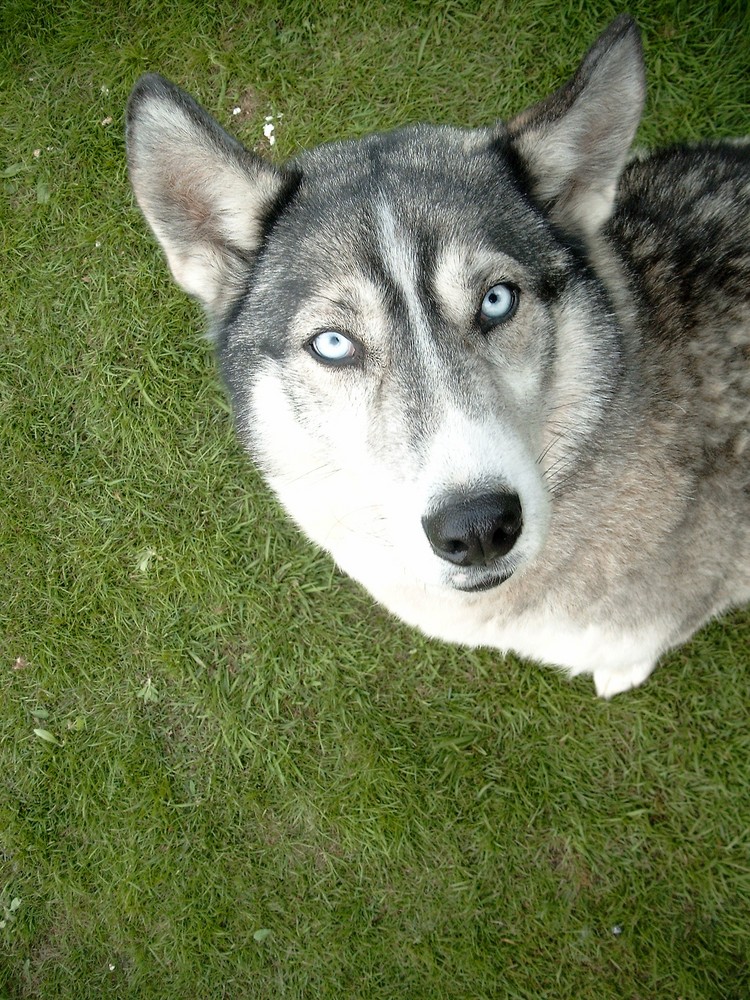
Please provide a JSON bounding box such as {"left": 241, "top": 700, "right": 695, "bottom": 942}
{"left": 126, "top": 75, "right": 293, "bottom": 317}
{"left": 505, "top": 15, "right": 645, "bottom": 239}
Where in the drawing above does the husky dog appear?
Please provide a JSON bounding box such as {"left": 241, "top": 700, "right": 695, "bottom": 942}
{"left": 126, "top": 16, "right": 749, "bottom": 697}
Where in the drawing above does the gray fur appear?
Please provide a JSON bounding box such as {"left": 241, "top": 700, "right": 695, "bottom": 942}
{"left": 126, "top": 16, "right": 749, "bottom": 696}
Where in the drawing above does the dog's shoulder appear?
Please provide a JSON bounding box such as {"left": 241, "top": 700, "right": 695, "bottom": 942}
{"left": 608, "top": 139, "right": 750, "bottom": 479}
{"left": 609, "top": 139, "right": 750, "bottom": 314}
{"left": 607, "top": 138, "right": 749, "bottom": 353}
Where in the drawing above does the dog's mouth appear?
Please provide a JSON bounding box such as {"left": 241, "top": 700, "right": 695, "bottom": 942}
{"left": 450, "top": 568, "right": 513, "bottom": 593}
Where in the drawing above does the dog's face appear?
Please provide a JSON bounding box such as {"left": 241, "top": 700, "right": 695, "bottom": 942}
{"left": 126, "top": 16, "right": 645, "bottom": 600}
{"left": 222, "top": 128, "right": 588, "bottom": 594}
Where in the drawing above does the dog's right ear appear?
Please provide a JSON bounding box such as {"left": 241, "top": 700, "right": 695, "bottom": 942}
{"left": 504, "top": 15, "right": 645, "bottom": 241}
{"left": 126, "top": 75, "right": 291, "bottom": 319}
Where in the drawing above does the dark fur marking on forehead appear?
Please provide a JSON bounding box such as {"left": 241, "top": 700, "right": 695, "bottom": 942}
{"left": 257, "top": 166, "right": 304, "bottom": 245}
{"left": 490, "top": 129, "right": 594, "bottom": 267}
{"left": 489, "top": 128, "right": 535, "bottom": 204}
{"left": 211, "top": 167, "right": 303, "bottom": 354}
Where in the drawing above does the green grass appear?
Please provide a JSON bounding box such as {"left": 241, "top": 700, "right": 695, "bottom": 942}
{"left": 1, "top": 0, "right": 749, "bottom": 996}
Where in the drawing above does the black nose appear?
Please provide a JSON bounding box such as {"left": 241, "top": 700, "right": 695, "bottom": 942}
{"left": 422, "top": 492, "right": 523, "bottom": 567}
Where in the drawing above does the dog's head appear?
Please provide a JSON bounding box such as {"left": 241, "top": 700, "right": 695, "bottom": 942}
{"left": 126, "top": 17, "right": 645, "bottom": 603}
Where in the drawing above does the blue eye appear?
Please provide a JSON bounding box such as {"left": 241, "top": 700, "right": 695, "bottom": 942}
{"left": 309, "top": 331, "right": 357, "bottom": 363}
{"left": 480, "top": 283, "right": 518, "bottom": 323}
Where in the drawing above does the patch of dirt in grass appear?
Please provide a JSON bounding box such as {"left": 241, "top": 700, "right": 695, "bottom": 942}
{"left": 226, "top": 85, "right": 264, "bottom": 123}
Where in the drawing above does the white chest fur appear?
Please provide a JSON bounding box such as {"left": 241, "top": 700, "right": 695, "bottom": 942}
{"left": 371, "top": 578, "right": 665, "bottom": 698}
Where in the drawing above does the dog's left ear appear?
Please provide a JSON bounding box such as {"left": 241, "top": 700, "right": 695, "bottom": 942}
{"left": 504, "top": 15, "right": 645, "bottom": 239}
{"left": 126, "top": 74, "right": 294, "bottom": 320}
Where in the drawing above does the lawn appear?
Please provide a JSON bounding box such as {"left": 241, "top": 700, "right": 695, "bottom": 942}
{"left": 1, "top": 1, "right": 749, "bottom": 997}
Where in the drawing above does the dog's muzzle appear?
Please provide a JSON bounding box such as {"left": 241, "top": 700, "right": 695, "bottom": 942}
{"left": 421, "top": 491, "right": 523, "bottom": 576}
